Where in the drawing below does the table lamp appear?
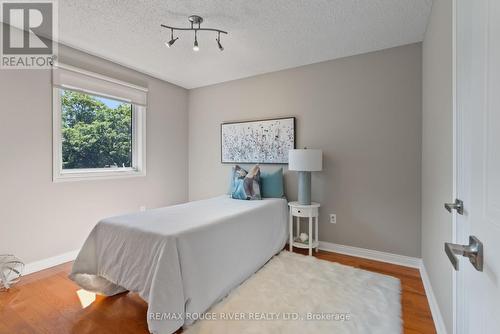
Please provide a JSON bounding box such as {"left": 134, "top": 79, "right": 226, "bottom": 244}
{"left": 288, "top": 148, "right": 323, "bottom": 205}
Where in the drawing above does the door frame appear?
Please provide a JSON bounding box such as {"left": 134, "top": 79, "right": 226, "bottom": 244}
{"left": 452, "top": 0, "right": 481, "bottom": 332}
{"left": 452, "top": 1, "right": 459, "bottom": 333}
{"left": 452, "top": 0, "right": 459, "bottom": 330}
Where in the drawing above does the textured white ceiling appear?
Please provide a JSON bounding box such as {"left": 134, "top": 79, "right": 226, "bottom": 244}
{"left": 59, "top": 0, "right": 432, "bottom": 89}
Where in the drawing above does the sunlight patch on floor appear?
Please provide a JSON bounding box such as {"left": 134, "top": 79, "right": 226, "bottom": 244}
{"left": 76, "top": 289, "right": 96, "bottom": 308}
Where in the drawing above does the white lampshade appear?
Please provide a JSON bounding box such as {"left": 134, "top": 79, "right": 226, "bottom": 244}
{"left": 288, "top": 149, "right": 323, "bottom": 171}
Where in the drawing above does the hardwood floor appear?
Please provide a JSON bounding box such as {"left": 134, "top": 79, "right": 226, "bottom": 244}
{"left": 0, "top": 249, "right": 436, "bottom": 333}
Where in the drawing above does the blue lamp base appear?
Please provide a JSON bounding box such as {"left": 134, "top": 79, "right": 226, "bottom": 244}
{"left": 298, "top": 171, "right": 311, "bottom": 205}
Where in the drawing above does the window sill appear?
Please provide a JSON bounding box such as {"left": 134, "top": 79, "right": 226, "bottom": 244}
{"left": 53, "top": 168, "right": 146, "bottom": 183}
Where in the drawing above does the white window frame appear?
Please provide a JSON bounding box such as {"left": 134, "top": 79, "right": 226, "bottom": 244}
{"left": 52, "top": 78, "right": 147, "bottom": 183}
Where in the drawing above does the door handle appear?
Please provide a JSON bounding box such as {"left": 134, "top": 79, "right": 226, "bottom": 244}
{"left": 445, "top": 236, "right": 483, "bottom": 272}
{"left": 444, "top": 199, "right": 464, "bottom": 215}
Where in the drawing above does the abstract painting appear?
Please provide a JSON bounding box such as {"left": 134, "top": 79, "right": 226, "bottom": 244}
{"left": 221, "top": 117, "right": 295, "bottom": 164}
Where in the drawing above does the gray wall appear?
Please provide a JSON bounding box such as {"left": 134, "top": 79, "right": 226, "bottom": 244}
{"left": 0, "top": 44, "right": 189, "bottom": 263}
{"left": 422, "top": 0, "right": 454, "bottom": 332}
{"left": 189, "top": 43, "right": 422, "bottom": 258}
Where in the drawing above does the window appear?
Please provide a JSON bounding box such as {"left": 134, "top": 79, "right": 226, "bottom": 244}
{"left": 53, "top": 64, "right": 146, "bottom": 181}
{"left": 61, "top": 89, "right": 133, "bottom": 169}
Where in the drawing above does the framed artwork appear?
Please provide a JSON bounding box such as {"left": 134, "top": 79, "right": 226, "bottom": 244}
{"left": 221, "top": 117, "right": 296, "bottom": 164}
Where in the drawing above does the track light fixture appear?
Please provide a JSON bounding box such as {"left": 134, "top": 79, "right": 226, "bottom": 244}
{"left": 161, "top": 15, "right": 228, "bottom": 52}
{"left": 165, "top": 29, "right": 178, "bottom": 48}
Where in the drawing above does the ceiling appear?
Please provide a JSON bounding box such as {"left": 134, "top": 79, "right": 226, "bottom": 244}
{"left": 59, "top": 0, "right": 432, "bottom": 89}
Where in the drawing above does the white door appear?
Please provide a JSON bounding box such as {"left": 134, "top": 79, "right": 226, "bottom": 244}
{"left": 454, "top": 0, "right": 500, "bottom": 333}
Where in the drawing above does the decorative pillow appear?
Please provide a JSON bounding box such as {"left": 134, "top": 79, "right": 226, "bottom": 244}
{"left": 227, "top": 166, "right": 238, "bottom": 195}
{"left": 260, "top": 168, "right": 284, "bottom": 198}
{"left": 228, "top": 165, "right": 247, "bottom": 194}
{"left": 230, "top": 165, "right": 261, "bottom": 200}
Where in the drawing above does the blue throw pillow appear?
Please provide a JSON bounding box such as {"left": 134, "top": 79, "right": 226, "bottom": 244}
{"left": 227, "top": 166, "right": 237, "bottom": 195}
{"left": 228, "top": 165, "right": 247, "bottom": 194}
{"left": 261, "top": 168, "right": 284, "bottom": 198}
{"left": 230, "top": 165, "right": 261, "bottom": 200}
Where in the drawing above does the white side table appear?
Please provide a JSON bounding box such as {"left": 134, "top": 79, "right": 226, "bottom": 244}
{"left": 288, "top": 202, "right": 320, "bottom": 256}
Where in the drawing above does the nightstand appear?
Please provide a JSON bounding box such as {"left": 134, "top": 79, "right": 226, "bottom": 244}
{"left": 288, "top": 202, "right": 320, "bottom": 256}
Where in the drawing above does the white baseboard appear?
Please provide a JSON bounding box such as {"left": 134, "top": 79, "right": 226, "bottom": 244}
{"left": 318, "top": 241, "right": 422, "bottom": 268}
{"left": 419, "top": 262, "right": 448, "bottom": 334}
{"left": 23, "top": 249, "right": 79, "bottom": 275}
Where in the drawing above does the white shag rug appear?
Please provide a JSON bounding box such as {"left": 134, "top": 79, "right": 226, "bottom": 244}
{"left": 185, "top": 251, "right": 402, "bottom": 334}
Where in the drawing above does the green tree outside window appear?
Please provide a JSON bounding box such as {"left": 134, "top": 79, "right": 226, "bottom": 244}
{"left": 61, "top": 90, "right": 133, "bottom": 169}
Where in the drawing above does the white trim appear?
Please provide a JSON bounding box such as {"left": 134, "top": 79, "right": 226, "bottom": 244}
{"left": 420, "top": 262, "right": 449, "bottom": 334}
{"left": 53, "top": 167, "right": 146, "bottom": 183}
{"left": 318, "top": 241, "right": 422, "bottom": 268}
{"left": 452, "top": 0, "right": 458, "bottom": 332}
{"left": 23, "top": 250, "right": 79, "bottom": 276}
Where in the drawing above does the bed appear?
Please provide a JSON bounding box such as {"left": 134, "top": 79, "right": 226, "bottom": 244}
{"left": 70, "top": 195, "right": 288, "bottom": 334}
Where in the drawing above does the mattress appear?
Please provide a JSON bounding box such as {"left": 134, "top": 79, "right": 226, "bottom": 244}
{"left": 70, "top": 195, "right": 288, "bottom": 334}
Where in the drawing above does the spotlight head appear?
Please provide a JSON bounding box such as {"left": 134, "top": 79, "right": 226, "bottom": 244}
{"left": 193, "top": 31, "right": 199, "bottom": 51}
{"left": 165, "top": 37, "right": 178, "bottom": 48}
{"left": 217, "top": 38, "right": 224, "bottom": 51}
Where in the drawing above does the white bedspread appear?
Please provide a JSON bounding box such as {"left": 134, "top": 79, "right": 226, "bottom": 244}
{"left": 70, "top": 196, "right": 288, "bottom": 334}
